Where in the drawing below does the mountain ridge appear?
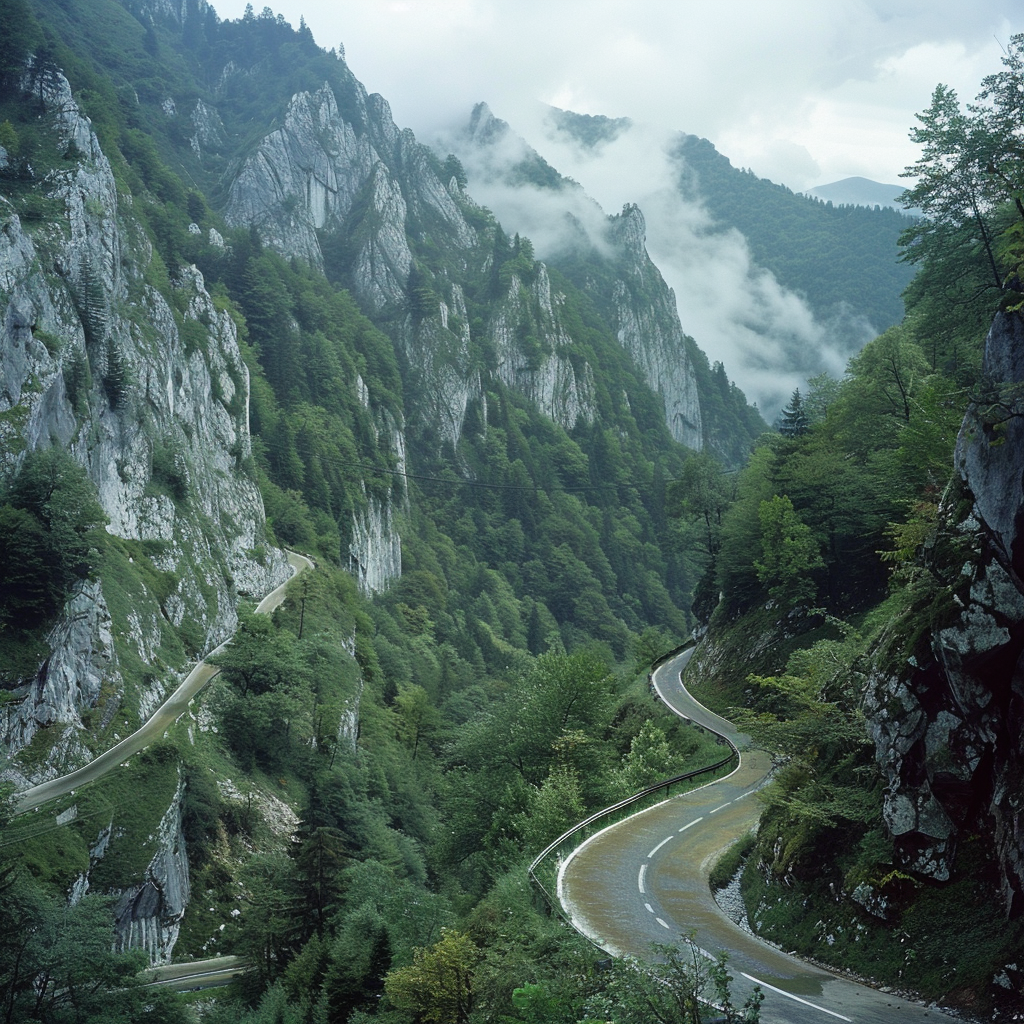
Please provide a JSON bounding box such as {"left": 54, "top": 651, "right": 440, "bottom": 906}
{"left": 804, "top": 174, "right": 908, "bottom": 211}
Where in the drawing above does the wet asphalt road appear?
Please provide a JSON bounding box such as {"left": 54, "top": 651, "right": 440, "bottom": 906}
{"left": 559, "top": 649, "right": 955, "bottom": 1024}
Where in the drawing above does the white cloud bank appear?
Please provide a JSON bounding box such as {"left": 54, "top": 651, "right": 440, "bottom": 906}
{"left": 214, "top": 0, "right": 1022, "bottom": 190}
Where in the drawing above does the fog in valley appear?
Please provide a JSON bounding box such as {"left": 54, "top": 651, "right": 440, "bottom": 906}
{"left": 442, "top": 106, "right": 868, "bottom": 418}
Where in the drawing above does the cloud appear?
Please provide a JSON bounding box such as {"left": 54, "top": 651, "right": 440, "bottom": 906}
{"left": 213, "top": 0, "right": 1023, "bottom": 188}
{"left": 444, "top": 108, "right": 864, "bottom": 417}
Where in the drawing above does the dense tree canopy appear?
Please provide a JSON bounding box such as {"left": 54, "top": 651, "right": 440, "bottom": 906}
{"left": 10, "top": 8, "right": 1024, "bottom": 1024}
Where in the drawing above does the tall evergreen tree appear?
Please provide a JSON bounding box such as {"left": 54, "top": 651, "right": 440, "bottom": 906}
{"left": 778, "top": 389, "right": 809, "bottom": 436}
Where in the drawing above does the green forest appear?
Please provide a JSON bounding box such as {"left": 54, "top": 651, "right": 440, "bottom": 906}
{"left": 673, "top": 134, "right": 918, "bottom": 334}
{"left": 677, "top": 38, "right": 1024, "bottom": 1017}
{"left": 1, "top": 0, "right": 1023, "bottom": 1021}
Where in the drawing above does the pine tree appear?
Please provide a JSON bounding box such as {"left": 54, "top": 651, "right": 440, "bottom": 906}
{"left": 778, "top": 388, "right": 809, "bottom": 436}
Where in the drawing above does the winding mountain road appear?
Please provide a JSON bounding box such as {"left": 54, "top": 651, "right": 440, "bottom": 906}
{"left": 143, "top": 955, "right": 247, "bottom": 992}
{"left": 14, "top": 550, "right": 313, "bottom": 815}
{"left": 559, "top": 649, "right": 954, "bottom": 1024}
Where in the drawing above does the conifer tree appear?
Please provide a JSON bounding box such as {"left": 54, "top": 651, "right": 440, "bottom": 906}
{"left": 778, "top": 388, "right": 809, "bottom": 436}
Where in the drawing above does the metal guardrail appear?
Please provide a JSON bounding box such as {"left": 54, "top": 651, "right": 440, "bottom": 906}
{"left": 528, "top": 641, "right": 740, "bottom": 915}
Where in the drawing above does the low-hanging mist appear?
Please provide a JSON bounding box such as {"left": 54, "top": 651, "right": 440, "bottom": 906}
{"left": 440, "top": 104, "right": 880, "bottom": 419}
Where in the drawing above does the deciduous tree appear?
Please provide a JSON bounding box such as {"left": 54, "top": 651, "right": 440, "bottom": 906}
{"left": 384, "top": 928, "right": 479, "bottom": 1024}
{"left": 755, "top": 495, "right": 823, "bottom": 606}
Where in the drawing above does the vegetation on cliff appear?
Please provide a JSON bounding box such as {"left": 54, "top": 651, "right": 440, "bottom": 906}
{"left": 0, "top": 0, "right": 759, "bottom": 1020}
{"left": 691, "top": 35, "right": 1024, "bottom": 1017}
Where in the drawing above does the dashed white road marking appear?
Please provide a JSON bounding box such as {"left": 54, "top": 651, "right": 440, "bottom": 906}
{"left": 638, "top": 864, "right": 647, "bottom": 893}
{"left": 741, "top": 974, "right": 853, "bottom": 1021}
{"left": 648, "top": 834, "right": 674, "bottom": 858}
{"left": 644, "top": 902, "right": 654, "bottom": 914}
{"left": 678, "top": 816, "right": 703, "bottom": 833}
{"left": 656, "top": 917, "right": 671, "bottom": 929}
{"left": 709, "top": 800, "right": 733, "bottom": 814}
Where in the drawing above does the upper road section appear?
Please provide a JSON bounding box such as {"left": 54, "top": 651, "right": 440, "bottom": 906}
{"left": 14, "top": 551, "right": 313, "bottom": 814}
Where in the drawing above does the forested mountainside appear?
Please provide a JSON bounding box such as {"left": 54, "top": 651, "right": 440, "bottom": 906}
{"left": 2, "top": 0, "right": 1022, "bottom": 1020}
{"left": 0, "top": 0, "right": 764, "bottom": 1020}
{"left": 537, "top": 106, "right": 918, "bottom": 337}
{"left": 683, "top": 37, "right": 1024, "bottom": 1019}
{"left": 454, "top": 102, "right": 767, "bottom": 467}
{"left": 672, "top": 134, "right": 917, "bottom": 334}
{"left": 448, "top": 102, "right": 917, "bottom": 407}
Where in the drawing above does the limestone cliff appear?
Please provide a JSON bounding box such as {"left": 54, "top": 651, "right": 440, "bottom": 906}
{"left": 112, "top": 776, "right": 191, "bottom": 963}
{"left": 219, "top": 75, "right": 611, "bottom": 574}
{"left": 606, "top": 204, "right": 703, "bottom": 448}
{"left": 864, "top": 310, "right": 1024, "bottom": 914}
{"left": 0, "top": 582, "right": 118, "bottom": 787}
{"left": 70, "top": 778, "right": 191, "bottom": 965}
{"left": 456, "top": 104, "right": 703, "bottom": 448}
{"left": 224, "top": 82, "right": 473, "bottom": 294}
{"left": 0, "top": 66, "right": 287, "bottom": 779}
{"left": 488, "top": 263, "right": 595, "bottom": 430}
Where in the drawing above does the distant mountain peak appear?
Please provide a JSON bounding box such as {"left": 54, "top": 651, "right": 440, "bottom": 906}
{"left": 545, "top": 107, "right": 632, "bottom": 149}
{"left": 803, "top": 176, "right": 911, "bottom": 212}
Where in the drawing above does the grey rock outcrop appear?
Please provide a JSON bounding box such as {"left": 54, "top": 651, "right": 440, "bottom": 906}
{"left": 66, "top": 777, "right": 190, "bottom": 965}
{"left": 345, "top": 379, "right": 405, "bottom": 594}
{"left": 349, "top": 496, "right": 402, "bottom": 594}
{"left": 0, "top": 581, "right": 118, "bottom": 784}
{"left": 457, "top": 105, "right": 704, "bottom": 448}
{"left": 225, "top": 81, "right": 474, "bottom": 296}
{"left": 864, "top": 310, "right": 1024, "bottom": 913}
{"left": 406, "top": 284, "right": 480, "bottom": 449}
{"left": 489, "top": 264, "right": 594, "bottom": 430}
{"left": 226, "top": 81, "right": 376, "bottom": 269}
{"left": 190, "top": 99, "right": 225, "bottom": 161}
{"left": 607, "top": 205, "right": 702, "bottom": 448}
{"left": 0, "top": 67, "right": 287, "bottom": 777}
{"left": 109, "top": 777, "right": 190, "bottom": 964}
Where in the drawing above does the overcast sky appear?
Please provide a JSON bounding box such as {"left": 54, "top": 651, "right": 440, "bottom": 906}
{"left": 214, "top": 0, "right": 1022, "bottom": 191}
{"left": 210, "top": 1, "right": 1022, "bottom": 415}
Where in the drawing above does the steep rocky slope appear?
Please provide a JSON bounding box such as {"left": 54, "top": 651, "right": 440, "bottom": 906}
{"left": 454, "top": 103, "right": 704, "bottom": 450}
{"left": 222, "top": 84, "right": 702, "bottom": 452}
{"left": 0, "top": 65, "right": 287, "bottom": 781}
{"left": 865, "top": 309, "right": 1024, "bottom": 915}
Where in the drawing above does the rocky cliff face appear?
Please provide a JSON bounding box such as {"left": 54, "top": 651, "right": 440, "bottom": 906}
{"left": 605, "top": 205, "right": 703, "bottom": 448}
{"left": 70, "top": 778, "right": 191, "bottom": 965}
{"left": 0, "top": 66, "right": 287, "bottom": 777}
{"left": 112, "top": 776, "right": 191, "bottom": 963}
{"left": 488, "top": 263, "right": 595, "bottom": 430}
{"left": 0, "top": 582, "right": 118, "bottom": 787}
{"left": 346, "top": 377, "right": 405, "bottom": 594}
{"left": 865, "top": 310, "right": 1024, "bottom": 915}
{"left": 224, "top": 82, "right": 474, "bottom": 297}
{"left": 457, "top": 104, "right": 703, "bottom": 448}
{"left": 223, "top": 83, "right": 696, "bottom": 457}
